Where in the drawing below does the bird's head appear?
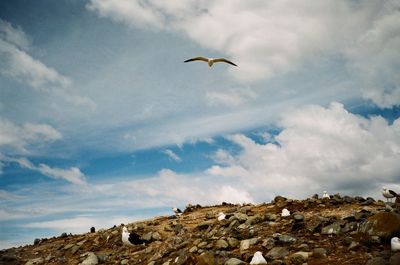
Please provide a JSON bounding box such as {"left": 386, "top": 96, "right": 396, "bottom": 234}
{"left": 383, "top": 187, "right": 387, "bottom": 191}
{"left": 122, "top": 226, "right": 128, "bottom": 233}
{"left": 392, "top": 237, "right": 400, "bottom": 243}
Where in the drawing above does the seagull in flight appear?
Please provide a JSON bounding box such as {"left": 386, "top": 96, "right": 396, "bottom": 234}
{"left": 184, "top": 57, "right": 238, "bottom": 67}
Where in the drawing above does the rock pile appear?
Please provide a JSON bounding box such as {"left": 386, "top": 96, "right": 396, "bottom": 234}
{"left": 1, "top": 194, "right": 400, "bottom": 265}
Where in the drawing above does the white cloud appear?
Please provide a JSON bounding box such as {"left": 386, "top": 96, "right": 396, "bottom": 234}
{"left": 37, "top": 164, "right": 87, "bottom": 186}
{"left": 2, "top": 156, "right": 87, "bottom": 186}
{"left": 88, "top": 1, "right": 400, "bottom": 107}
{"left": 206, "top": 87, "right": 257, "bottom": 107}
{"left": 0, "top": 118, "right": 62, "bottom": 154}
{"left": 0, "top": 39, "right": 71, "bottom": 89}
{"left": 346, "top": 1, "right": 400, "bottom": 108}
{"left": 0, "top": 19, "right": 96, "bottom": 111}
{"left": 0, "top": 19, "right": 30, "bottom": 50}
{"left": 208, "top": 102, "right": 400, "bottom": 199}
{"left": 162, "top": 149, "right": 182, "bottom": 162}
{"left": 24, "top": 216, "right": 134, "bottom": 234}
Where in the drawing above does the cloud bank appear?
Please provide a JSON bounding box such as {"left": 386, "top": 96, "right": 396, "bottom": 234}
{"left": 87, "top": 0, "right": 400, "bottom": 107}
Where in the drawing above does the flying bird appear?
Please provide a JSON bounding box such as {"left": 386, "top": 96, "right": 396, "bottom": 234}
{"left": 121, "top": 226, "right": 145, "bottom": 246}
{"left": 382, "top": 188, "right": 397, "bottom": 202}
{"left": 184, "top": 57, "right": 238, "bottom": 67}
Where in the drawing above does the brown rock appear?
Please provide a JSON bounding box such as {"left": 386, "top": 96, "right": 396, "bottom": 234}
{"left": 359, "top": 212, "right": 400, "bottom": 239}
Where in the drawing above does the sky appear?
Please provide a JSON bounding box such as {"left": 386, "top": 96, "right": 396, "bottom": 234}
{"left": 0, "top": 0, "right": 400, "bottom": 249}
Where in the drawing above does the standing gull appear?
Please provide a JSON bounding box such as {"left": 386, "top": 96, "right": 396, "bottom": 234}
{"left": 121, "top": 226, "right": 145, "bottom": 246}
{"left": 322, "top": 191, "right": 330, "bottom": 199}
{"left": 392, "top": 237, "right": 400, "bottom": 251}
{"left": 184, "top": 57, "right": 238, "bottom": 67}
{"left": 172, "top": 207, "right": 183, "bottom": 216}
{"left": 382, "top": 188, "right": 397, "bottom": 202}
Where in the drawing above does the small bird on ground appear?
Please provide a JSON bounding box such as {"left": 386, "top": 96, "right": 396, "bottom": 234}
{"left": 217, "top": 212, "right": 226, "bottom": 221}
{"left": 121, "top": 226, "right": 145, "bottom": 246}
{"left": 184, "top": 56, "right": 238, "bottom": 67}
{"left": 281, "top": 208, "right": 290, "bottom": 217}
{"left": 392, "top": 237, "right": 400, "bottom": 251}
{"left": 250, "top": 251, "right": 268, "bottom": 264}
{"left": 322, "top": 191, "right": 330, "bottom": 199}
{"left": 382, "top": 188, "right": 397, "bottom": 202}
{"left": 172, "top": 207, "right": 183, "bottom": 216}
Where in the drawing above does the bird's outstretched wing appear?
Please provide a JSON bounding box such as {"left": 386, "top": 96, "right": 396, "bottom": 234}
{"left": 389, "top": 190, "right": 398, "bottom": 197}
{"left": 213, "top": 58, "right": 238, "bottom": 66}
{"left": 184, "top": 57, "right": 209, "bottom": 63}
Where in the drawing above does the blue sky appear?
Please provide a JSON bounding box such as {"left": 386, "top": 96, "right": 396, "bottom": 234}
{"left": 1, "top": 0, "right": 400, "bottom": 249}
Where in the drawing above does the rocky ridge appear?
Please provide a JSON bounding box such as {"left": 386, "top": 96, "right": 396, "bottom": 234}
{"left": 2, "top": 194, "right": 400, "bottom": 265}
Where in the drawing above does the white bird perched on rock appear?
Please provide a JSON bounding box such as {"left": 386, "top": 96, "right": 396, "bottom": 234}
{"left": 322, "top": 191, "right": 330, "bottom": 199}
{"left": 382, "top": 188, "right": 397, "bottom": 202}
{"left": 172, "top": 207, "right": 182, "bottom": 216}
{"left": 250, "top": 251, "right": 267, "bottom": 264}
{"left": 281, "top": 208, "right": 290, "bottom": 217}
{"left": 184, "top": 56, "right": 238, "bottom": 67}
{"left": 121, "top": 226, "right": 145, "bottom": 246}
{"left": 217, "top": 212, "right": 226, "bottom": 221}
{"left": 392, "top": 237, "right": 400, "bottom": 251}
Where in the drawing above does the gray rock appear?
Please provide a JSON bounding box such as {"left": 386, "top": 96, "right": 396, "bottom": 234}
{"left": 196, "top": 252, "right": 217, "bottom": 265}
{"left": 293, "top": 213, "right": 304, "bottom": 222}
{"left": 152, "top": 231, "right": 162, "bottom": 241}
{"left": 265, "top": 213, "right": 278, "bottom": 221}
{"left": 390, "top": 253, "right": 400, "bottom": 265}
{"left": 142, "top": 232, "right": 153, "bottom": 242}
{"left": 197, "top": 222, "right": 211, "bottom": 230}
{"left": 121, "top": 260, "right": 129, "bottom": 265}
{"left": 25, "top": 258, "right": 44, "bottom": 265}
{"left": 321, "top": 223, "right": 341, "bottom": 235}
{"left": 365, "top": 257, "right": 388, "bottom": 265}
{"left": 358, "top": 212, "right": 400, "bottom": 239}
{"left": 312, "top": 248, "right": 327, "bottom": 259}
{"left": 225, "top": 257, "right": 246, "bottom": 265}
{"left": 80, "top": 252, "right": 98, "bottom": 265}
{"left": 227, "top": 237, "right": 239, "bottom": 248}
{"left": 266, "top": 247, "right": 289, "bottom": 260}
{"left": 288, "top": 253, "right": 306, "bottom": 265}
{"left": 189, "top": 246, "right": 198, "bottom": 253}
{"left": 240, "top": 238, "right": 258, "bottom": 253}
{"left": 245, "top": 215, "right": 261, "bottom": 225}
{"left": 215, "top": 239, "right": 229, "bottom": 250}
{"left": 274, "top": 196, "right": 287, "bottom": 203}
{"left": 261, "top": 237, "right": 275, "bottom": 249}
{"left": 71, "top": 245, "right": 80, "bottom": 255}
{"left": 234, "top": 213, "right": 249, "bottom": 223}
{"left": 277, "top": 234, "right": 296, "bottom": 245}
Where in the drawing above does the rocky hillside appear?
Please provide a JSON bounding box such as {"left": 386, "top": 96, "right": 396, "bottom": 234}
{"left": 2, "top": 194, "right": 400, "bottom": 265}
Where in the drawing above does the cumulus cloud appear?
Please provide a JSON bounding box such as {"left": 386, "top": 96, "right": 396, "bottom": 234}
{"left": 87, "top": 1, "right": 400, "bottom": 107}
{"left": 0, "top": 118, "right": 62, "bottom": 154}
{"left": 346, "top": 1, "right": 400, "bottom": 108}
{"left": 208, "top": 102, "right": 400, "bottom": 199}
{"left": 162, "top": 149, "right": 182, "bottom": 162}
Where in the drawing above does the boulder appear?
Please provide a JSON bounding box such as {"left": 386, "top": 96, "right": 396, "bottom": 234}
{"left": 359, "top": 212, "right": 400, "bottom": 239}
